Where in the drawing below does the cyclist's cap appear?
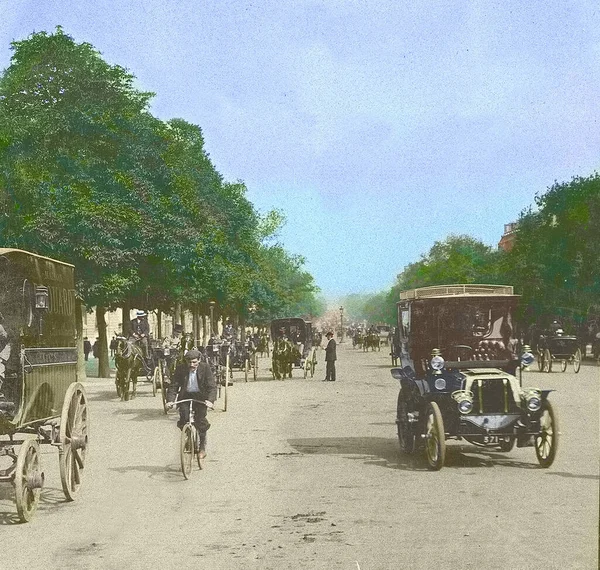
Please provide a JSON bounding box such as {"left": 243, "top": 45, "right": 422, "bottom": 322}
{"left": 185, "top": 349, "right": 202, "bottom": 360}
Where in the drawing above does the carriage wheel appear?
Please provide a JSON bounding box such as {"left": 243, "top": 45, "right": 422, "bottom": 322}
{"left": 151, "top": 364, "right": 158, "bottom": 396}
{"left": 253, "top": 353, "right": 258, "bottom": 381}
{"left": 424, "top": 402, "right": 446, "bottom": 470}
{"left": 244, "top": 358, "right": 249, "bottom": 382}
{"left": 537, "top": 351, "right": 544, "bottom": 371}
{"left": 535, "top": 400, "right": 558, "bottom": 468}
{"left": 15, "top": 439, "right": 44, "bottom": 522}
{"left": 573, "top": 348, "right": 581, "bottom": 373}
{"left": 59, "top": 382, "right": 89, "bottom": 501}
{"left": 180, "top": 424, "right": 194, "bottom": 480}
{"left": 158, "top": 364, "right": 169, "bottom": 414}
{"left": 223, "top": 355, "right": 229, "bottom": 412}
{"left": 543, "top": 349, "right": 552, "bottom": 373}
{"left": 303, "top": 357, "right": 310, "bottom": 379}
{"left": 560, "top": 359, "right": 567, "bottom": 372}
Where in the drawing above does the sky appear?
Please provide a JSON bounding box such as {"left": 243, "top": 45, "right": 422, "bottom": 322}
{"left": 2, "top": 1, "right": 599, "bottom": 301}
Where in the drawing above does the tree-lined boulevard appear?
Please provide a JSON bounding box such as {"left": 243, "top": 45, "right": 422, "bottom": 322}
{"left": 1, "top": 344, "right": 597, "bottom": 569}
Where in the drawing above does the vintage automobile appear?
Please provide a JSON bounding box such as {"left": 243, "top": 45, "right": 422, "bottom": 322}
{"left": 0, "top": 248, "right": 89, "bottom": 521}
{"left": 391, "top": 284, "right": 558, "bottom": 471}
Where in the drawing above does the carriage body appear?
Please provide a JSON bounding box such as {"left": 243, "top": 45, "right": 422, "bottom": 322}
{"left": 0, "top": 248, "right": 78, "bottom": 432}
{"left": 536, "top": 334, "right": 581, "bottom": 373}
{"left": 391, "top": 284, "right": 557, "bottom": 470}
{"left": 0, "top": 248, "right": 88, "bottom": 521}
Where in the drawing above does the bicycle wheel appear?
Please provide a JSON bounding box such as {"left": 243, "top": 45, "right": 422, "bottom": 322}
{"left": 180, "top": 424, "right": 194, "bottom": 479}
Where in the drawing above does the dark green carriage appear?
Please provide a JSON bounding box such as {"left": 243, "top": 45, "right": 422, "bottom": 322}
{"left": 0, "top": 249, "right": 89, "bottom": 522}
{"left": 270, "top": 318, "right": 318, "bottom": 379}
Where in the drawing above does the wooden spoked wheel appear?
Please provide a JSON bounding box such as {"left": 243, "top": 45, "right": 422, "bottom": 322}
{"left": 425, "top": 402, "right": 446, "bottom": 471}
{"left": 180, "top": 424, "right": 194, "bottom": 480}
{"left": 573, "top": 348, "right": 581, "bottom": 373}
{"left": 15, "top": 439, "right": 44, "bottom": 522}
{"left": 59, "top": 382, "right": 89, "bottom": 501}
{"left": 151, "top": 364, "right": 158, "bottom": 397}
{"left": 535, "top": 400, "right": 558, "bottom": 468}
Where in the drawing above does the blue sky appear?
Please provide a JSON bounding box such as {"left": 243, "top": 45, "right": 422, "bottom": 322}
{"left": 2, "top": 1, "right": 599, "bottom": 300}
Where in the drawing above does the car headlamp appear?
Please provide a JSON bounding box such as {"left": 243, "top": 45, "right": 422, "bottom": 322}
{"left": 452, "top": 390, "right": 474, "bottom": 414}
{"left": 434, "top": 377, "right": 447, "bottom": 390}
{"left": 430, "top": 355, "right": 445, "bottom": 371}
{"left": 521, "top": 388, "right": 542, "bottom": 412}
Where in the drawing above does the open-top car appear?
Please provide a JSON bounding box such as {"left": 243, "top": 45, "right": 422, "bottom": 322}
{"left": 391, "top": 284, "right": 558, "bottom": 470}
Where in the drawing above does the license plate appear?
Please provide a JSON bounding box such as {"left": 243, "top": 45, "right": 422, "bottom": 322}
{"left": 482, "top": 435, "right": 509, "bottom": 445}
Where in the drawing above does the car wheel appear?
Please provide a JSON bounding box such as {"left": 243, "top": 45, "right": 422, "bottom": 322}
{"left": 424, "top": 401, "right": 445, "bottom": 470}
{"left": 396, "top": 392, "right": 416, "bottom": 454}
{"left": 535, "top": 400, "right": 558, "bottom": 468}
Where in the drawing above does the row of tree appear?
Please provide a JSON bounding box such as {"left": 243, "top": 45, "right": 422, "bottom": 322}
{"left": 343, "top": 173, "right": 600, "bottom": 335}
{"left": 0, "top": 27, "right": 326, "bottom": 373}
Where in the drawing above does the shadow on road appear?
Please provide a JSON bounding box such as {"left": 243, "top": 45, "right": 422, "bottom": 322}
{"left": 287, "top": 436, "right": 582, "bottom": 474}
{"left": 0, "top": 485, "right": 67, "bottom": 525}
{"left": 109, "top": 463, "right": 190, "bottom": 483}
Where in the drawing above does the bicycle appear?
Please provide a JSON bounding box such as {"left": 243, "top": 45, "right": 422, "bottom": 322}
{"left": 169, "top": 398, "right": 213, "bottom": 479}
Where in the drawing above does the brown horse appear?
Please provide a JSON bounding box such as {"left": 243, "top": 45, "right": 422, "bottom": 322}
{"left": 114, "top": 336, "right": 146, "bottom": 400}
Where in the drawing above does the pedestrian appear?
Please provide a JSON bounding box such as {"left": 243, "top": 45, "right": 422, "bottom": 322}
{"left": 92, "top": 338, "right": 99, "bottom": 359}
{"left": 83, "top": 337, "right": 92, "bottom": 361}
{"left": 166, "top": 349, "right": 217, "bottom": 459}
{"left": 324, "top": 331, "right": 337, "bottom": 381}
{"left": 109, "top": 336, "right": 118, "bottom": 358}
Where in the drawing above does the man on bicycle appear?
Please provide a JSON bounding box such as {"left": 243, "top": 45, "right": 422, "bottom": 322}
{"left": 166, "top": 349, "right": 217, "bottom": 459}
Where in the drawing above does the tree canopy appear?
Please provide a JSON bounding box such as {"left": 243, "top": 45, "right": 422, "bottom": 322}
{"left": 0, "top": 28, "right": 323, "bottom": 321}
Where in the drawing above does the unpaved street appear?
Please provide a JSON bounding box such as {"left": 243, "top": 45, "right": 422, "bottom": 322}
{"left": 1, "top": 344, "right": 598, "bottom": 570}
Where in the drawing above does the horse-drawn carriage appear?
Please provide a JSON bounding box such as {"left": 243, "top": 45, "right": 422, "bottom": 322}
{"left": 0, "top": 248, "right": 89, "bottom": 521}
{"left": 536, "top": 332, "right": 582, "bottom": 373}
{"left": 363, "top": 329, "right": 380, "bottom": 351}
{"left": 228, "top": 337, "right": 258, "bottom": 382}
{"left": 270, "top": 318, "right": 318, "bottom": 379}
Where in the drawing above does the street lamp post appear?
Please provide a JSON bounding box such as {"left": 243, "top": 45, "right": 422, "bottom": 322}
{"left": 209, "top": 300, "right": 215, "bottom": 337}
{"left": 339, "top": 306, "right": 344, "bottom": 343}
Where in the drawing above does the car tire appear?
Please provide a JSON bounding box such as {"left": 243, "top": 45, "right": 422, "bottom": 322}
{"left": 396, "top": 392, "right": 416, "bottom": 454}
{"left": 535, "top": 400, "right": 558, "bottom": 468}
{"left": 424, "top": 401, "right": 445, "bottom": 470}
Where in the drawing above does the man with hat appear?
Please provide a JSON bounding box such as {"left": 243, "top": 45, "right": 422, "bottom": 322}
{"left": 166, "top": 349, "right": 217, "bottom": 458}
{"left": 324, "top": 331, "right": 337, "bottom": 381}
{"left": 130, "top": 310, "right": 151, "bottom": 360}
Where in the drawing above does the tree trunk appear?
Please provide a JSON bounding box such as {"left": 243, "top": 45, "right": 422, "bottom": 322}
{"left": 202, "top": 314, "right": 208, "bottom": 346}
{"left": 122, "top": 302, "right": 131, "bottom": 337}
{"left": 75, "top": 299, "right": 86, "bottom": 382}
{"left": 157, "top": 311, "right": 162, "bottom": 339}
{"left": 96, "top": 306, "right": 111, "bottom": 378}
{"left": 192, "top": 305, "right": 199, "bottom": 347}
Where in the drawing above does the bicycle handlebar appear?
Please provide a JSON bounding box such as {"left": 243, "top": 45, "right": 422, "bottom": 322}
{"left": 172, "top": 398, "right": 214, "bottom": 409}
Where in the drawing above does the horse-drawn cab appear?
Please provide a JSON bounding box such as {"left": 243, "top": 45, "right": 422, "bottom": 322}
{"left": 270, "top": 318, "right": 318, "bottom": 379}
{"left": 391, "top": 284, "right": 558, "bottom": 471}
{"left": 0, "top": 248, "right": 89, "bottom": 521}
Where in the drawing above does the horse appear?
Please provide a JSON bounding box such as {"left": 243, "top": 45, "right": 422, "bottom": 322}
{"left": 271, "top": 337, "right": 298, "bottom": 380}
{"left": 353, "top": 331, "right": 364, "bottom": 349}
{"left": 363, "top": 332, "right": 380, "bottom": 352}
{"left": 256, "top": 333, "right": 270, "bottom": 358}
{"left": 114, "top": 336, "right": 147, "bottom": 401}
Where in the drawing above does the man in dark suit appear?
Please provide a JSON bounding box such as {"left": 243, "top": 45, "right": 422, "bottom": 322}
{"left": 324, "top": 331, "right": 337, "bottom": 381}
{"left": 129, "top": 310, "right": 150, "bottom": 358}
{"left": 166, "top": 349, "right": 217, "bottom": 458}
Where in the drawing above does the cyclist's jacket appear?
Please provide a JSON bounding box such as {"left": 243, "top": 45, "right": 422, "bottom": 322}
{"left": 167, "top": 362, "right": 217, "bottom": 404}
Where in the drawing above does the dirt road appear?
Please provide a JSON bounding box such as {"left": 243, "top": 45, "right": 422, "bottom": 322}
{"left": 1, "top": 343, "right": 598, "bottom": 569}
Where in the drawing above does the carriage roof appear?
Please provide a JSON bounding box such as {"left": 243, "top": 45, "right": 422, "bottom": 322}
{"left": 270, "top": 318, "right": 312, "bottom": 340}
{"left": 399, "top": 284, "right": 518, "bottom": 302}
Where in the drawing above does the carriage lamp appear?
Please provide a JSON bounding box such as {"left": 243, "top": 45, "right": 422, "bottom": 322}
{"left": 520, "top": 346, "right": 535, "bottom": 367}
{"left": 430, "top": 348, "right": 444, "bottom": 374}
{"left": 521, "top": 388, "right": 542, "bottom": 412}
{"left": 35, "top": 285, "right": 49, "bottom": 309}
{"left": 452, "top": 390, "right": 474, "bottom": 414}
